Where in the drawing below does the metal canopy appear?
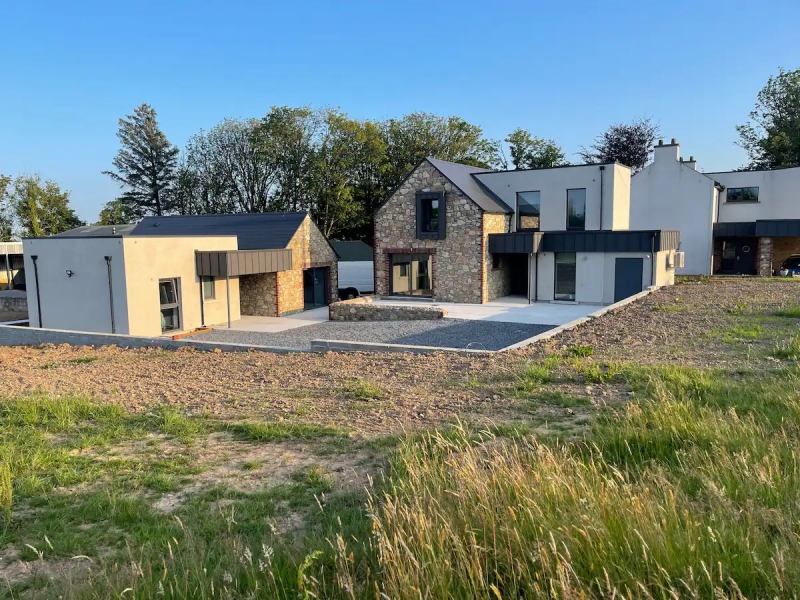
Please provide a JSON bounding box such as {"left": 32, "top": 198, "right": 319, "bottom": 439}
{"left": 195, "top": 249, "right": 292, "bottom": 277}
{"left": 714, "top": 220, "right": 800, "bottom": 238}
{"left": 489, "top": 230, "right": 680, "bottom": 255}
{"left": 488, "top": 232, "right": 543, "bottom": 254}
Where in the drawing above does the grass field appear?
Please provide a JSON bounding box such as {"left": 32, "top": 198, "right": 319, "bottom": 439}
{"left": 2, "top": 281, "right": 800, "bottom": 598}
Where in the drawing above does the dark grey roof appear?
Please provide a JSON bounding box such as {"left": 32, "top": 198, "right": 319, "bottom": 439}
{"left": 53, "top": 224, "right": 137, "bottom": 237}
{"left": 426, "top": 158, "right": 513, "bottom": 214}
{"left": 130, "top": 212, "right": 308, "bottom": 250}
{"left": 331, "top": 240, "right": 372, "bottom": 262}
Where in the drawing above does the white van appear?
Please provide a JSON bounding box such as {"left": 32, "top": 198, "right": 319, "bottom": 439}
{"left": 331, "top": 241, "right": 374, "bottom": 299}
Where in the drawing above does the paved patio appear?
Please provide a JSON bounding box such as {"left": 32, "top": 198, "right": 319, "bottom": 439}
{"left": 215, "top": 307, "right": 329, "bottom": 333}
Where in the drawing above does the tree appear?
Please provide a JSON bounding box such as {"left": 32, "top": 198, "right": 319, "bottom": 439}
{"left": 104, "top": 103, "right": 179, "bottom": 217}
{"left": 7, "top": 175, "right": 84, "bottom": 236}
{"left": 737, "top": 67, "right": 800, "bottom": 169}
{"left": 578, "top": 117, "right": 660, "bottom": 173}
{"left": 0, "top": 175, "right": 12, "bottom": 241}
{"left": 380, "top": 113, "right": 502, "bottom": 190}
{"left": 96, "top": 198, "right": 139, "bottom": 225}
{"left": 504, "top": 129, "right": 567, "bottom": 169}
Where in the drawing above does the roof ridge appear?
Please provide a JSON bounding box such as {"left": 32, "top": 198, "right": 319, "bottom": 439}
{"left": 141, "top": 211, "right": 308, "bottom": 220}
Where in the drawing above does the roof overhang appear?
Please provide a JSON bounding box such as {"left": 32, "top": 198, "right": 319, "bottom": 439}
{"left": 714, "top": 220, "right": 800, "bottom": 238}
{"left": 195, "top": 249, "right": 293, "bottom": 277}
{"left": 489, "top": 230, "right": 679, "bottom": 254}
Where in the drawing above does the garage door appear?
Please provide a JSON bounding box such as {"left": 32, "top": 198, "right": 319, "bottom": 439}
{"left": 614, "top": 258, "right": 643, "bottom": 302}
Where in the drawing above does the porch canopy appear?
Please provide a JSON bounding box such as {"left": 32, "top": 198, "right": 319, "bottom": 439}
{"left": 489, "top": 230, "right": 680, "bottom": 254}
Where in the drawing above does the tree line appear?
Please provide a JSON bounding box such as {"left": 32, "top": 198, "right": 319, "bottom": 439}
{"left": 1, "top": 67, "right": 798, "bottom": 241}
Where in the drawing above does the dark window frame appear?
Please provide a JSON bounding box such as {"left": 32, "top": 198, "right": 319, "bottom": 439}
{"left": 159, "top": 277, "right": 182, "bottom": 333}
{"left": 726, "top": 187, "right": 760, "bottom": 203}
{"left": 554, "top": 253, "right": 577, "bottom": 301}
{"left": 516, "top": 190, "right": 541, "bottom": 232}
{"left": 416, "top": 191, "right": 446, "bottom": 240}
{"left": 202, "top": 276, "right": 216, "bottom": 300}
{"left": 566, "top": 188, "right": 586, "bottom": 231}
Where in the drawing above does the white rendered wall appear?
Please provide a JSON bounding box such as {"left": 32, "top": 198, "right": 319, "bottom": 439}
{"left": 712, "top": 167, "right": 800, "bottom": 223}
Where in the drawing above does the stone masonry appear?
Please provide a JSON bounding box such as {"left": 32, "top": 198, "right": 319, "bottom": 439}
{"left": 374, "top": 160, "right": 504, "bottom": 304}
{"left": 757, "top": 237, "right": 773, "bottom": 277}
{"left": 240, "top": 273, "right": 278, "bottom": 317}
{"left": 329, "top": 296, "right": 446, "bottom": 321}
{"left": 484, "top": 213, "right": 512, "bottom": 301}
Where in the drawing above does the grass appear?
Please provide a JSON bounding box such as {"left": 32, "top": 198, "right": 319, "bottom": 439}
{"left": 68, "top": 356, "right": 99, "bottom": 364}
{"left": 341, "top": 378, "right": 386, "bottom": 401}
{"left": 531, "top": 390, "right": 592, "bottom": 408}
{"left": 775, "top": 305, "right": 800, "bottom": 318}
{"left": 773, "top": 335, "right": 800, "bottom": 360}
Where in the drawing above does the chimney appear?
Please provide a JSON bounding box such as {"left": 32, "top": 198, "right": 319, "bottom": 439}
{"left": 653, "top": 137, "right": 679, "bottom": 163}
{"left": 683, "top": 155, "right": 697, "bottom": 170}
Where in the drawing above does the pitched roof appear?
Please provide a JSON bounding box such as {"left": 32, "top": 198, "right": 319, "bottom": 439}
{"left": 130, "top": 212, "right": 308, "bottom": 250}
{"left": 331, "top": 240, "right": 372, "bottom": 262}
{"left": 426, "top": 158, "right": 513, "bottom": 214}
{"left": 53, "top": 224, "right": 137, "bottom": 237}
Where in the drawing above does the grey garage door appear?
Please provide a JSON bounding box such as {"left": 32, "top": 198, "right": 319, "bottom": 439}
{"left": 614, "top": 258, "right": 643, "bottom": 302}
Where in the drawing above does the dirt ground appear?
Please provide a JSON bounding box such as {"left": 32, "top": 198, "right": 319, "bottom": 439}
{"left": 1, "top": 278, "right": 799, "bottom": 435}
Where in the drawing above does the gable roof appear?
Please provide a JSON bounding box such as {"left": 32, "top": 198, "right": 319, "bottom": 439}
{"left": 331, "top": 240, "right": 373, "bottom": 262}
{"left": 53, "top": 224, "right": 137, "bottom": 238}
{"left": 426, "top": 158, "right": 513, "bottom": 214}
{"left": 130, "top": 212, "right": 308, "bottom": 250}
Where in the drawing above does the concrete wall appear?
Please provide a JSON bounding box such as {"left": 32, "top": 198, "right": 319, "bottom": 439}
{"left": 630, "top": 143, "right": 717, "bottom": 275}
{"left": 374, "top": 160, "right": 486, "bottom": 303}
{"left": 121, "top": 236, "right": 239, "bottom": 336}
{"left": 0, "top": 290, "right": 27, "bottom": 320}
{"left": 23, "top": 237, "right": 129, "bottom": 333}
{"left": 475, "top": 163, "right": 631, "bottom": 232}
{"left": 712, "top": 167, "right": 800, "bottom": 223}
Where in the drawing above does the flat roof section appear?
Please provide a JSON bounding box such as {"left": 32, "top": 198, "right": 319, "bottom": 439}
{"left": 195, "top": 248, "right": 293, "bottom": 277}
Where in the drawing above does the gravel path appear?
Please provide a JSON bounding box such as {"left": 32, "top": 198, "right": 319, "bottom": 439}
{"left": 192, "top": 319, "right": 553, "bottom": 351}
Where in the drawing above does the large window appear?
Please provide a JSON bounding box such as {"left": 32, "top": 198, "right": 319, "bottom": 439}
{"left": 202, "top": 276, "right": 215, "bottom": 300}
{"left": 566, "top": 189, "right": 586, "bottom": 231}
{"left": 416, "top": 191, "right": 446, "bottom": 239}
{"left": 726, "top": 187, "right": 759, "bottom": 203}
{"left": 517, "top": 191, "right": 541, "bottom": 231}
{"left": 159, "top": 278, "right": 181, "bottom": 332}
{"left": 391, "top": 253, "right": 433, "bottom": 297}
{"left": 554, "top": 253, "right": 577, "bottom": 301}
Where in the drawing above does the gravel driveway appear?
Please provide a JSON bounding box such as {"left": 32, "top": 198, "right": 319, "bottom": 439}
{"left": 193, "top": 319, "right": 553, "bottom": 351}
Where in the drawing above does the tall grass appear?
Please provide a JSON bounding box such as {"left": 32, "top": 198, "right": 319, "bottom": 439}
{"left": 0, "top": 460, "right": 11, "bottom": 525}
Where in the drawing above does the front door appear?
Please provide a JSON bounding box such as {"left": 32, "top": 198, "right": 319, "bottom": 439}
{"left": 720, "top": 238, "right": 756, "bottom": 275}
{"left": 303, "top": 267, "right": 329, "bottom": 310}
{"left": 614, "top": 258, "right": 643, "bottom": 302}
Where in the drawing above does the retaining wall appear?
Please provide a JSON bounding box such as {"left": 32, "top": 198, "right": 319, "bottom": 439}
{"left": 329, "top": 296, "right": 446, "bottom": 321}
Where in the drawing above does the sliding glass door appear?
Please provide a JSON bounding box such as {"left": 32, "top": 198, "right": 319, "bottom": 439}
{"left": 390, "top": 254, "right": 433, "bottom": 297}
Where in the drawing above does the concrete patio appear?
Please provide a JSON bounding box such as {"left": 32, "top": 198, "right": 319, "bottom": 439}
{"left": 216, "top": 307, "right": 329, "bottom": 333}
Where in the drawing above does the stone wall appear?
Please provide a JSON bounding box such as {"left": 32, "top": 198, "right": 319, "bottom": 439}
{"left": 712, "top": 238, "right": 723, "bottom": 274}
{"left": 374, "top": 160, "right": 486, "bottom": 304}
{"left": 757, "top": 237, "right": 773, "bottom": 276}
{"left": 329, "top": 296, "right": 446, "bottom": 321}
{"left": 484, "top": 214, "right": 512, "bottom": 301}
{"left": 240, "top": 273, "right": 278, "bottom": 316}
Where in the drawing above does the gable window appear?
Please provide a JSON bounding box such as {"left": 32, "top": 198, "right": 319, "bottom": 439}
{"left": 202, "top": 276, "right": 216, "bottom": 300}
{"left": 726, "top": 187, "right": 759, "bottom": 203}
{"left": 159, "top": 278, "right": 181, "bottom": 332}
{"left": 416, "top": 191, "right": 446, "bottom": 239}
{"left": 567, "top": 189, "right": 586, "bottom": 231}
{"left": 517, "top": 191, "right": 541, "bottom": 231}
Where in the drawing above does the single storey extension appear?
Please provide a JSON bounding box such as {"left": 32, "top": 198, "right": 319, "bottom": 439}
{"left": 23, "top": 212, "right": 338, "bottom": 336}
{"left": 373, "top": 158, "right": 679, "bottom": 305}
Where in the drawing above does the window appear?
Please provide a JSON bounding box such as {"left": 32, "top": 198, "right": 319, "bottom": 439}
{"left": 391, "top": 254, "right": 433, "bottom": 297}
{"left": 416, "top": 191, "right": 446, "bottom": 239}
{"left": 517, "top": 191, "right": 541, "bottom": 231}
{"left": 399, "top": 263, "right": 409, "bottom": 277}
{"left": 159, "top": 278, "right": 181, "bottom": 332}
{"left": 554, "top": 253, "right": 577, "bottom": 301}
{"left": 727, "top": 187, "right": 759, "bottom": 203}
{"left": 202, "top": 276, "right": 215, "bottom": 300}
{"left": 566, "top": 189, "right": 586, "bottom": 231}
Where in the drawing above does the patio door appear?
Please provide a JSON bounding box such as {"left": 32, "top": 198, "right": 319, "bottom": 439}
{"left": 303, "top": 267, "right": 328, "bottom": 310}
{"left": 390, "top": 253, "right": 433, "bottom": 297}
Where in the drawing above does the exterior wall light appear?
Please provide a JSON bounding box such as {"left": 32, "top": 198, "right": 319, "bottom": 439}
{"left": 66, "top": 270, "right": 74, "bottom": 277}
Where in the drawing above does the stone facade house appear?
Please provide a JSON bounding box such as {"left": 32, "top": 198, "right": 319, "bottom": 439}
{"left": 374, "top": 158, "right": 680, "bottom": 305}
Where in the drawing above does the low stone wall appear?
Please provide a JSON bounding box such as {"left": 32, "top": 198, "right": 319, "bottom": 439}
{"left": 329, "top": 297, "right": 446, "bottom": 321}
{"left": 0, "top": 290, "right": 27, "bottom": 321}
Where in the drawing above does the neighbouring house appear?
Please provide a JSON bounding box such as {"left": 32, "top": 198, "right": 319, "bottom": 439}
{"left": 631, "top": 138, "right": 800, "bottom": 276}
{"left": 331, "top": 240, "right": 374, "bottom": 298}
{"left": 373, "top": 157, "right": 679, "bottom": 305}
{"left": 23, "top": 213, "right": 338, "bottom": 336}
{"left": 0, "top": 242, "right": 28, "bottom": 322}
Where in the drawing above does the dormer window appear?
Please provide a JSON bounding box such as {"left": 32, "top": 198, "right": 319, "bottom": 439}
{"left": 416, "top": 191, "right": 446, "bottom": 239}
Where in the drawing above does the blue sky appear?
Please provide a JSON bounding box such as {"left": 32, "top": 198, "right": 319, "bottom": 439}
{"left": 1, "top": 0, "right": 798, "bottom": 221}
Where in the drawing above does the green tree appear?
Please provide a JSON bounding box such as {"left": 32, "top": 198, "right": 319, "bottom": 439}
{"left": 96, "top": 198, "right": 139, "bottom": 225}
{"left": 579, "top": 117, "right": 660, "bottom": 173}
{"left": 504, "top": 129, "right": 567, "bottom": 169}
{"left": 104, "top": 103, "right": 179, "bottom": 216}
{"left": 8, "top": 175, "right": 84, "bottom": 236}
{"left": 0, "top": 175, "right": 13, "bottom": 241}
{"left": 737, "top": 67, "right": 800, "bottom": 169}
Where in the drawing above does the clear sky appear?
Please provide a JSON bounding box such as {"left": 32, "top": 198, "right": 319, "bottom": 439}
{"left": 1, "top": 0, "right": 799, "bottom": 221}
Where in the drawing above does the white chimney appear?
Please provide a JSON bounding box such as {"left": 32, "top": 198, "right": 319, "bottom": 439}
{"left": 683, "top": 155, "right": 697, "bottom": 170}
{"left": 653, "top": 138, "right": 679, "bottom": 163}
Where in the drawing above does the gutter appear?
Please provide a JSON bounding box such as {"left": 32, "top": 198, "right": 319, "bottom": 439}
{"left": 599, "top": 165, "right": 605, "bottom": 230}
{"left": 104, "top": 256, "right": 116, "bottom": 334}
{"left": 31, "top": 255, "right": 43, "bottom": 328}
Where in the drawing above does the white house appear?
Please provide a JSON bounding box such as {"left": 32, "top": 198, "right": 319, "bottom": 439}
{"left": 631, "top": 139, "right": 800, "bottom": 276}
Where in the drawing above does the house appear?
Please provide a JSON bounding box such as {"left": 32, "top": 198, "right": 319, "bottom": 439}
{"left": 630, "top": 139, "right": 800, "bottom": 276}
{"left": 373, "top": 158, "right": 679, "bottom": 305}
{"left": 331, "top": 240, "right": 374, "bottom": 298}
{"left": 23, "top": 212, "right": 338, "bottom": 336}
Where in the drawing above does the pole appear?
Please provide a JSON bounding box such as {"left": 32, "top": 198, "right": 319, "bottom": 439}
{"left": 104, "top": 256, "right": 116, "bottom": 334}
{"left": 31, "top": 255, "right": 42, "bottom": 328}
{"left": 4, "top": 252, "right": 11, "bottom": 290}
{"left": 199, "top": 278, "right": 205, "bottom": 327}
{"left": 226, "top": 274, "right": 231, "bottom": 328}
